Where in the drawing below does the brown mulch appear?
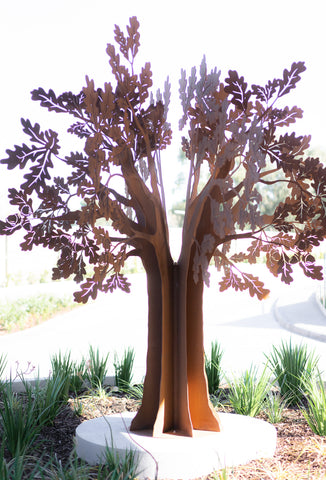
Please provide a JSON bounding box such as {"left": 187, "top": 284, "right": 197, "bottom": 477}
{"left": 29, "top": 394, "right": 326, "bottom": 479}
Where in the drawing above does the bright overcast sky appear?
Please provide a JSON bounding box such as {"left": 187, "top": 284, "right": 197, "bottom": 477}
{"left": 0, "top": 0, "right": 325, "bottom": 208}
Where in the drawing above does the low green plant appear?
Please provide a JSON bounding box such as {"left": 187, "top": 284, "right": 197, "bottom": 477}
{"left": 263, "top": 391, "right": 288, "bottom": 423}
{"left": 227, "top": 365, "right": 272, "bottom": 417}
{"left": 96, "top": 442, "right": 140, "bottom": 480}
{"left": 70, "top": 357, "right": 87, "bottom": 394}
{"left": 23, "top": 373, "right": 67, "bottom": 426}
{"left": 303, "top": 371, "right": 326, "bottom": 436}
{"left": 0, "top": 448, "right": 43, "bottom": 480}
{"left": 205, "top": 341, "right": 223, "bottom": 395}
{"left": 266, "top": 339, "right": 319, "bottom": 406}
{"left": 86, "top": 346, "right": 109, "bottom": 389}
{"left": 90, "top": 383, "right": 110, "bottom": 400}
{"left": 51, "top": 350, "right": 86, "bottom": 397}
{"left": 71, "top": 396, "right": 84, "bottom": 417}
{"left": 0, "top": 382, "right": 44, "bottom": 457}
{"left": 51, "top": 350, "right": 75, "bottom": 400}
{"left": 114, "top": 347, "right": 135, "bottom": 391}
{"left": 0, "top": 353, "right": 7, "bottom": 382}
{"left": 125, "top": 382, "right": 144, "bottom": 401}
{"left": 211, "top": 467, "right": 232, "bottom": 480}
{"left": 0, "top": 294, "right": 77, "bottom": 332}
{"left": 40, "top": 450, "right": 92, "bottom": 479}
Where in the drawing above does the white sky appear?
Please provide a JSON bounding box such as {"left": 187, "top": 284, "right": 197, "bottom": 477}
{"left": 0, "top": 0, "right": 325, "bottom": 212}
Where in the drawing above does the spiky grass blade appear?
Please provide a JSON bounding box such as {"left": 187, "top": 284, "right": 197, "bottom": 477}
{"left": 86, "top": 346, "right": 109, "bottom": 389}
{"left": 227, "top": 364, "right": 272, "bottom": 417}
{"left": 303, "top": 371, "right": 326, "bottom": 436}
{"left": 266, "top": 339, "right": 319, "bottom": 406}
{"left": 114, "top": 347, "right": 135, "bottom": 391}
{"left": 205, "top": 341, "right": 223, "bottom": 395}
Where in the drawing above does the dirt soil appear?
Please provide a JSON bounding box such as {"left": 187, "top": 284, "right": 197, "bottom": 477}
{"left": 33, "top": 394, "right": 326, "bottom": 479}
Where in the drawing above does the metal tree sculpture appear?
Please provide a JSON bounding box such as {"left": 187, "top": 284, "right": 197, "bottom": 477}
{"left": 1, "top": 17, "right": 325, "bottom": 437}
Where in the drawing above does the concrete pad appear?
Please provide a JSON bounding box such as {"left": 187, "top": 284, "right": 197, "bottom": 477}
{"left": 75, "top": 412, "right": 277, "bottom": 479}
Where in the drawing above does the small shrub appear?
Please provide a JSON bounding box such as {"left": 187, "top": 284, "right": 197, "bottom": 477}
{"left": 227, "top": 365, "right": 272, "bottom": 417}
{"left": 114, "top": 347, "right": 135, "bottom": 391}
{"left": 205, "top": 341, "right": 223, "bottom": 395}
{"left": 303, "top": 371, "right": 326, "bottom": 436}
{"left": 86, "top": 346, "right": 109, "bottom": 389}
{"left": 266, "top": 339, "right": 319, "bottom": 406}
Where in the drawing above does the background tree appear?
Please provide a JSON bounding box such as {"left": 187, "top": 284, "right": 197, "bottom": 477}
{"left": 1, "top": 17, "right": 326, "bottom": 437}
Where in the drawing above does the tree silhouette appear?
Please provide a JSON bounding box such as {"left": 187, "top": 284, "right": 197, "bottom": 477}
{"left": 1, "top": 17, "right": 326, "bottom": 437}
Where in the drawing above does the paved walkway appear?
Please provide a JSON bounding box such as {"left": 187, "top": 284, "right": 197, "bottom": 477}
{"left": 0, "top": 266, "right": 326, "bottom": 384}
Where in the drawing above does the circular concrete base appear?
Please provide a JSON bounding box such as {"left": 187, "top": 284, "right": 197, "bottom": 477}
{"left": 75, "top": 412, "right": 277, "bottom": 479}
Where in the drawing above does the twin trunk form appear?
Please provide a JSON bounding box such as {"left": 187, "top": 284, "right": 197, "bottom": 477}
{"left": 129, "top": 244, "right": 221, "bottom": 437}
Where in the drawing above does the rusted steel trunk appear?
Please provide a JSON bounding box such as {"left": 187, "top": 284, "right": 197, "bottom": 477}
{"left": 130, "top": 243, "right": 221, "bottom": 436}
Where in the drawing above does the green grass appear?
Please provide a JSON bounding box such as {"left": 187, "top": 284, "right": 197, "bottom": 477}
{"left": 266, "top": 339, "right": 319, "bottom": 406}
{"left": 303, "top": 371, "right": 326, "bottom": 436}
{"left": 86, "top": 346, "right": 109, "bottom": 389}
{"left": 0, "top": 448, "right": 43, "bottom": 480}
{"left": 226, "top": 365, "right": 272, "bottom": 417}
{"left": 51, "top": 350, "right": 87, "bottom": 397}
{"left": 96, "top": 442, "right": 140, "bottom": 480}
{"left": 263, "top": 391, "right": 288, "bottom": 423}
{"left": 205, "top": 341, "right": 223, "bottom": 395}
{"left": 0, "top": 293, "right": 78, "bottom": 333}
{"left": 39, "top": 450, "right": 93, "bottom": 479}
{"left": 114, "top": 347, "right": 135, "bottom": 392}
{"left": 0, "top": 354, "right": 7, "bottom": 382}
{"left": 0, "top": 382, "right": 45, "bottom": 457}
{"left": 22, "top": 373, "right": 67, "bottom": 427}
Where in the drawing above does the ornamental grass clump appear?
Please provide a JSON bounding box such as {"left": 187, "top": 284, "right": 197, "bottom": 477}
{"left": 0, "top": 354, "right": 7, "bottom": 383}
{"left": 205, "top": 341, "right": 223, "bottom": 395}
{"left": 0, "top": 382, "right": 44, "bottom": 457}
{"left": 0, "top": 446, "right": 43, "bottom": 480}
{"left": 96, "top": 443, "right": 140, "bottom": 480}
{"left": 114, "top": 346, "right": 135, "bottom": 391}
{"left": 303, "top": 371, "right": 326, "bottom": 436}
{"left": 126, "top": 383, "right": 144, "bottom": 402}
{"left": 51, "top": 350, "right": 87, "bottom": 397}
{"left": 263, "top": 391, "right": 288, "bottom": 423}
{"left": 86, "top": 346, "right": 109, "bottom": 389}
{"left": 40, "top": 450, "right": 92, "bottom": 479}
{"left": 227, "top": 365, "right": 272, "bottom": 417}
{"left": 266, "top": 339, "right": 319, "bottom": 406}
{"left": 22, "top": 373, "right": 67, "bottom": 427}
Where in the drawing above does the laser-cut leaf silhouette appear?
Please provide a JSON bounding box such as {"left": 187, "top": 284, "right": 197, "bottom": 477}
{"left": 32, "top": 88, "right": 85, "bottom": 118}
{"left": 224, "top": 70, "right": 251, "bottom": 111}
{"left": 278, "top": 61, "right": 306, "bottom": 97}
{"left": 252, "top": 79, "right": 278, "bottom": 103}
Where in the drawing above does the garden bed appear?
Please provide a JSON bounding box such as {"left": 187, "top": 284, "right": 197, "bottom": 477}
{"left": 1, "top": 340, "right": 326, "bottom": 479}
{"left": 3, "top": 391, "right": 325, "bottom": 479}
